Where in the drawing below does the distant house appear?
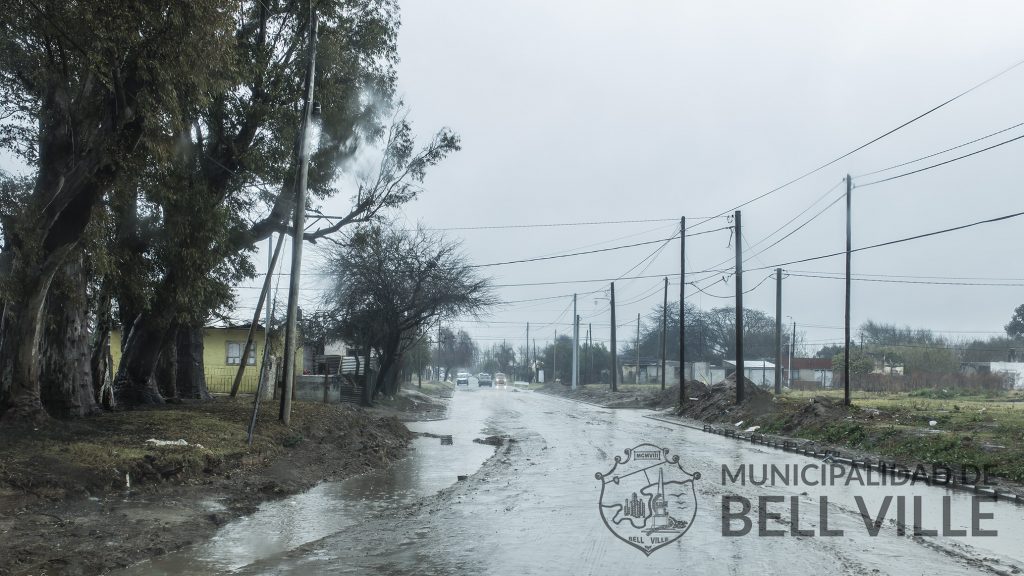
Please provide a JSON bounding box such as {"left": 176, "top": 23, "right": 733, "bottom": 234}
{"left": 620, "top": 358, "right": 680, "bottom": 385}
{"left": 781, "top": 357, "right": 834, "bottom": 388}
{"left": 110, "top": 323, "right": 303, "bottom": 395}
{"left": 961, "top": 361, "right": 1024, "bottom": 389}
{"left": 689, "top": 362, "right": 727, "bottom": 386}
{"left": 722, "top": 360, "right": 776, "bottom": 388}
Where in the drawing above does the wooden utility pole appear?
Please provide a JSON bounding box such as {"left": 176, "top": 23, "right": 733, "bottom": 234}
{"left": 232, "top": 233, "right": 285, "bottom": 397}
{"left": 587, "top": 323, "right": 593, "bottom": 385}
{"left": 571, "top": 294, "right": 578, "bottom": 390}
{"left": 610, "top": 282, "right": 617, "bottom": 391}
{"left": 774, "top": 267, "right": 783, "bottom": 395}
{"left": 554, "top": 330, "right": 558, "bottom": 383}
{"left": 636, "top": 313, "right": 641, "bottom": 384}
{"left": 734, "top": 210, "right": 744, "bottom": 404}
{"left": 436, "top": 322, "right": 442, "bottom": 382}
{"left": 526, "top": 322, "right": 530, "bottom": 383}
{"left": 679, "top": 216, "right": 686, "bottom": 405}
{"left": 280, "top": 9, "right": 318, "bottom": 425}
{"left": 844, "top": 174, "right": 852, "bottom": 406}
{"left": 661, "top": 277, "right": 668, "bottom": 390}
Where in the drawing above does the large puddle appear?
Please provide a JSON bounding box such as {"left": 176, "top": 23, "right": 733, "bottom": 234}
{"left": 118, "top": 390, "right": 495, "bottom": 575}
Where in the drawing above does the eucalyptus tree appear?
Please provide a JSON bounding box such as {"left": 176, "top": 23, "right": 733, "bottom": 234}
{"left": 110, "top": 0, "right": 458, "bottom": 407}
{"left": 0, "top": 0, "right": 237, "bottom": 420}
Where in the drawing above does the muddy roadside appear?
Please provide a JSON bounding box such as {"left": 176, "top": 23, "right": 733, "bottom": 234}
{"left": 538, "top": 379, "right": 1024, "bottom": 495}
{"left": 0, "top": 387, "right": 449, "bottom": 576}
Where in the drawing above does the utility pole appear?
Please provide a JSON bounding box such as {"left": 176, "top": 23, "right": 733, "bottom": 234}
{"left": 679, "top": 216, "right": 686, "bottom": 405}
{"left": 436, "top": 322, "right": 442, "bottom": 382}
{"left": 587, "top": 323, "right": 593, "bottom": 385}
{"left": 844, "top": 174, "right": 852, "bottom": 406}
{"left": 572, "top": 294, "right": 579, "bottom": 390}
{"left": 610, "top": 282, "right": 617, "bottom": 391}
{"left": 554, "top": 330, "right": 558, "bottom": 383}
{"left": 636, "top": 313, "right": 641, "bottom": 385}
{"left": 279, "top": 9, "right": 318, "bottom": 425}
{"left": 734, "top": 210, "right": 744, "bottom": 405}
{"left": 789, "top": 320, "right": 796, "bottom": 387}
{"left": 232, "top": 233, "right": 285, "bottom": 397}
{"left": 661, "top": 276, "right": 667, "bottom": 391}
{"left": 774, "top": 267, "right": 782, "bottom": 395}
{"left": 526, "top": 322, "right": 530, "bottom": 383}
{"left": 247, "top": 234, "right": 278, "bottom": 445}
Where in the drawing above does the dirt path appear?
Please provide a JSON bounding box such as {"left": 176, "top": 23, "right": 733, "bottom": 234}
{"left": 0, "top": 388, "right": 448, "bottom": 576}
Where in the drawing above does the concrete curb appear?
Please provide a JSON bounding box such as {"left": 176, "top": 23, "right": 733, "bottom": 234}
{"left": 644, "top": 414, "right": 1024, "bottom": 506}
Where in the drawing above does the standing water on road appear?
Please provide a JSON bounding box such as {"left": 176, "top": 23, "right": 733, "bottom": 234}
{"left": 117, "top": 389, "right": 496, "bottom": 575}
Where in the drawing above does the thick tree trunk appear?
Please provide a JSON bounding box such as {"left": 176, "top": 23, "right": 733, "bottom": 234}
{"left": 38, "top": 258, "right": 99, "bottom": 418}
{"left": 90, "top": 286, "right": 113, "bottom": 402}
{"left": 175, "top": 327, "right": 210, "bottom": 400}
{"left": 112, "top": 315, "right": 168, "bottom": 407}
{"left": 0, "top": 249, "right": 69, "bottom": 423}
{"left": 154, "top": 329, "right": 178, "bottom": 400}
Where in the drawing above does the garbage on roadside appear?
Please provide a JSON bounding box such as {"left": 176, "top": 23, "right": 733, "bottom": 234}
{"left": 145, "top": 438, "right": 206, "bottom": 450}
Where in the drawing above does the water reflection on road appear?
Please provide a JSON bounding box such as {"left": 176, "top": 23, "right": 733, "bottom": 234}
{"left": 118, "top": 388, "right": 496, "bottom": 575}
{"left": 121, "top": 387, "right": 1024, "bottom": 575}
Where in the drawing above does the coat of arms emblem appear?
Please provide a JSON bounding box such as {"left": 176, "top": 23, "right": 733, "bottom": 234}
{"left": 595, "top": 443, "right": 700, "bottom": 555}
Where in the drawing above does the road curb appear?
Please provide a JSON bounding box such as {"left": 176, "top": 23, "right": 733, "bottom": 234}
{"left": 646, "top": 413, "right": 1023, "bottom": 506}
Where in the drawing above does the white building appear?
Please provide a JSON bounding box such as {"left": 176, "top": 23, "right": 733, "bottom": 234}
{"left": 722, "top": 360, "right": 777, "bottom": 388}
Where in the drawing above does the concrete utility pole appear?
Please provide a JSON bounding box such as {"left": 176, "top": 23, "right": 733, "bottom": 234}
{"left": 554, "top": 330, "right": 558, "bottom": 383}
{"left": 844, "top": 174, "right": 852, "bottom": 406}
{"left": 610, "top": 282, "right": 617, "bottom": 391}
{"left": 590, "top": 323, "right": 596, "bottom": 385}
{"left": 636, "top": 313, "right": 641, "bottom": 385}
{"left": 774, "top": 267, "right": 783, "bottom": 395}
{"left": 526, "top": 322, "right": 530, "bottom": 383}
{"left": 789, "top": 320, "right": 796, "bottom": 387}
{"left": 571, "top": 294, "right": 579, "bottom": 390}
{"left": 280, "top": 9, "right": 319, "bottom": 425}
{"left": 734, "top": 210, "right": 744, "bottom": 405}
{"left": 679, "top": 216, "right": 686, "bottom": 405}
{"left": 661, "top": 276, "right": 667, "bottom": 391}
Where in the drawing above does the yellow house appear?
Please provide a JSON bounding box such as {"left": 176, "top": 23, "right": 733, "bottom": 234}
{"left": 110, "top": 324, "right": 303, "bottom": 394}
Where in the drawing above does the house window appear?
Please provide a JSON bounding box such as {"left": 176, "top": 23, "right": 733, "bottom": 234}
{"left": 226, "top": 341, "right": 256, "bottom": 365}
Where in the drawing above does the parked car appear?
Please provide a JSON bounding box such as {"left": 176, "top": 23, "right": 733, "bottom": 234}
{"left": 456, "top": 373, "right": 470, "bottom": 386}
{"left": 477, "top": 373, "right": 493, "bottom": 387}
{"left": 494, "top": 372, "right": 508, "bottom": 387}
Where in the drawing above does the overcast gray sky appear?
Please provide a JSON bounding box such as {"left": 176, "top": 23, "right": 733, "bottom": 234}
{"left": 359, "top": 0, "right": 1024, "bottom": 355}
{"left": 9, "top": 1, "right": 1023, "bottom": 357}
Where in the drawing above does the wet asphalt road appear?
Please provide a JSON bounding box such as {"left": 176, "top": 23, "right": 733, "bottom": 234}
{"left": 125, "top": 387, "right": 1024, "bottom": 575}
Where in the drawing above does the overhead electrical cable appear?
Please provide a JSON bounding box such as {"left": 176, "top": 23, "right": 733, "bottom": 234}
{"left": 686, "top": 56, "right": 1024, "bottom": 230}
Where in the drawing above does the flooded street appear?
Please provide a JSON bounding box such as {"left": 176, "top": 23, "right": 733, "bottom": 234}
{"left": 125, "top": 389, "right": 1024, "bottom": 575}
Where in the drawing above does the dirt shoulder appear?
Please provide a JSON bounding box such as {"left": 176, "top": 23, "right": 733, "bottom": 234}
{"left": 364, "top": 381, "right": 453, "bottom": 422}
{"left": 0, "top": 397, "right": 415, "bottom": 576}
{"left": 539, "top": 379, "right": 1024, "bottom": 491}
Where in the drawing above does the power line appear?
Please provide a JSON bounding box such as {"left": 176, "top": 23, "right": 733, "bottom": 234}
{"left": 790, "top": 270, "right": 1024, "bottom": 282}
{"left": 855, "top": 121, "right": 1024, "bottom": 178}
{"left": 469, "top": 235, "right": 677, "bottom": 268}
{"left": 787, "top": 272, "right": 1024, "bottom": 288}
{"left": 742, "top": 189, "right": 846, "bottom": 264}
{"left": 468, "top": 226, "right": 731, "bottom": 269}
{"left": 746, "top": 209, "right": 1024, "bottom": 272}
{"left": 309, "top": 216, "right": 709, "bottom": 231}
{"left": 855, "top": 132, "right": 1024, "bottom": 188}
{"left": 687, "top": 56, "right": 1024, "bottom": 230}
{"left": 688, "top": 273, "right": 775, "bottom": 299}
